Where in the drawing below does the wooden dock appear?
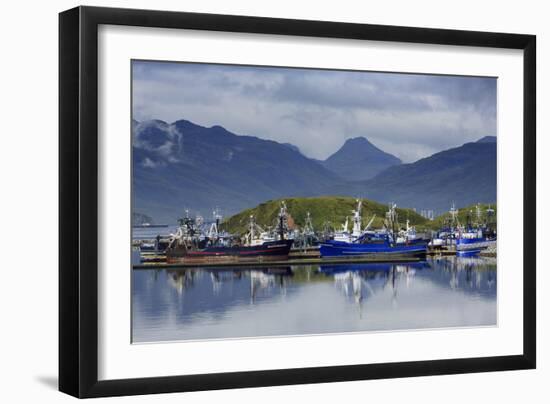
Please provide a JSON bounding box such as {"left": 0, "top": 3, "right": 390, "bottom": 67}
{"left": 133, "top": 255, "right": 423, "bottom": 270}
{"left": 133, "top": 246, "right": 496, "bottom": 270}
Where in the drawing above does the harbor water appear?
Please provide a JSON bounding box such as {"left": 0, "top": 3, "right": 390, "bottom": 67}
{"left": 132, "top": 256, "right": 497, "bottom": 343}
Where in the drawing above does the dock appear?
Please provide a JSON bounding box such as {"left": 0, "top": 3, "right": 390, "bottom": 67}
{"left": 134, "top": 247, "right": 496, "bottom": 270}
{"left": 133, "top": 255, "right": 423, "bottom": 270}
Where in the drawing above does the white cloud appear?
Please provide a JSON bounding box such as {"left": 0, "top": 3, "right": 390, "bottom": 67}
{"left": 141, "top": 157, "right": 157, "bottom": 168}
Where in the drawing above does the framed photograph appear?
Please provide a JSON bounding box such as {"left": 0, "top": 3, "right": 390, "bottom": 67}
{"left": 59, "top": 6, "right": 536, "bottom": 398}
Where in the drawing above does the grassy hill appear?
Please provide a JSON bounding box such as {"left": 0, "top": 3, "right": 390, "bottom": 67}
{"left": 427, "top": 203, "right": 497, "bottom": 230}
{"left": 220, "top": 196, "right": 430, "bottom": 236}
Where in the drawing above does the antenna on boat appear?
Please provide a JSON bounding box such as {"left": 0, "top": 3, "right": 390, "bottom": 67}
{"left": 364, "top": 214, "right": 376, "bottom": 231}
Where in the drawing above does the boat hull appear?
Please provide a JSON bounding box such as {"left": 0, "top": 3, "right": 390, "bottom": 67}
{"left": 289, "top": 246, "right": 321, "bottom": 259}
{"left": 166, "top": 239, "right": 294, "bottom": 264}
{"left": 456, "top": 237, "right": 496, "bottom": 256}
{"left": 320, "top": 239, "right": 428, "bottom": 260}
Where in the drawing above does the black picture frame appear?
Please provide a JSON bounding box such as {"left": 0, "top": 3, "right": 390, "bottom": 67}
{"left": 59, "top": 5, "right": 536, "bottom": 398}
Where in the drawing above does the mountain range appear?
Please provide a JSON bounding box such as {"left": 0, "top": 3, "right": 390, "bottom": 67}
{"left": 330, "top": 136, "right": 497, "bottom": 212}
{"left": 132, "top": 119, "right": 341, "bottom": 222}
{"left": 132, "top": 118, "right": 496, "bottom": 223}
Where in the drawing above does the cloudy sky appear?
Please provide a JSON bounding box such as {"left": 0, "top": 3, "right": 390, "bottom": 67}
{"left": 132, "top": 60, "right": 496, "bottom": 163}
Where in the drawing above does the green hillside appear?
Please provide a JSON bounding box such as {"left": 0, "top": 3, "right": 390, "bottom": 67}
{"left": 427, "top": 203, "right": 497, "bottom": 230}
{"left": 220, "top": 196, "right": 429, "bottom": 236}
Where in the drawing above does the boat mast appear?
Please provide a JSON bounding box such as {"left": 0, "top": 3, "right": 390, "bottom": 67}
{"left": 342, "top": 217, "right": 349, "bottom": 233}
{"left": 277, "top": 201, "right": 288, "bottom": 240}
{"left": 303, "top": 211, "right": 314, "bottom": 236}
{"left": 352, "top": 199, "right": 363, "bottom": 238}
{"left": 208, "top": 208, "right": 222, "bottom": 240}
{"left": 476, "top": 203, "right": 482, "bottom": 227}
{"left": 449, "top": 203, "right": 459, "bottom": 231}
{"left": 248, "top": 215, "right": 256, "bottom": 244}
{"left": 364, "top": 214, "right": 376, "bottom": 231}
{"left": 385, "top": 203, "right": 399, "bottom": 243}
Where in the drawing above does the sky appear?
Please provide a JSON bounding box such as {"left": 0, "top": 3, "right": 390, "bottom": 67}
{"left": 132, "top": 60, "right": 496, "bottom": 163}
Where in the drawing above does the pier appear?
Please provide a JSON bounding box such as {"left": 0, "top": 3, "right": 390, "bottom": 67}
{"left": 133, "top": 255, "right": 424, "bottom": 270}
{"left": 133, "top": 245, "right": 496, "bottom": 270}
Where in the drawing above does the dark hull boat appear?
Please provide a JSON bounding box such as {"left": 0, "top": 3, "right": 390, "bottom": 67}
{"left": 166, "top": 239, "right": 294, "bottom": 265}
{"left": 166, "top": 203, "right": 295, "bottom": 265}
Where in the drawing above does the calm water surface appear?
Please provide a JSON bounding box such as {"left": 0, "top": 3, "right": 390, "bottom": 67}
{"left": 132, "top": 256, "right": 496, "bottom": 343}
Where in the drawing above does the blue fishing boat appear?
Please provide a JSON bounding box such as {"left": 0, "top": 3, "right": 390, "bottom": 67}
{"left": 320, "top": 201, "right": 428, "bottom": 260}
{"left": 456, "top": 232, "right": 496, "bottom": 256}
{"left": 455, "top": 204, "right": 497, "bottom": 257}
{"left": 321, "top": 237, "right": 428, "bottom": 259}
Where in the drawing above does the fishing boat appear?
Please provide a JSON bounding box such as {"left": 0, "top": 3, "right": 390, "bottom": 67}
{"left": 428, "top": 204, "right": 459, "bottom": 252}
{"left": 290, "top": 211, "right": 321, "bottom": 258}
{"left": 455, "top": 204, "right": 497, "bottom": 257}
{"left": 332, "top": 200, "right": 376, "bottom": 243}
{"left": 456, "top": 230, "right": 496, "bottom": 256}
{"left": 166, "top": 206, "right": 293, "bottom": 265}
{"left": 320, "top": 201, "right": 428, "bottom": 260}
{"left": 321, "top": 237, "right": 428, "bottom": 259}
{"left": 456, "top": 233, "right": 489, "bottom": 256}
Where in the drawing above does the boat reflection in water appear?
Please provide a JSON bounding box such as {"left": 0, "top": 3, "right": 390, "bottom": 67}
{"left": 132, "top": 257, "right": 497, "bottom": 343}
{"left": 318, "top": 262, "right": 431, "bottom": 313}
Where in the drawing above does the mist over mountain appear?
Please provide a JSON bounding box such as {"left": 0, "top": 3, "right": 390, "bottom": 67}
{"left": 322, "top": 137, "right": 401, "bottom": 181}
{"left": 132, "top": 119, "right": 342, "bottom": 222}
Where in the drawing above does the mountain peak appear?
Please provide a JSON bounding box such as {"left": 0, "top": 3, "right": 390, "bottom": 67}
{"left": 136, "top": 119, "right": 169, "bottom": 128}
{"left": 345, "top": 136, "right": 370, "bottom": 144}
{"left": 172, "top": 119, "right": 204, "bottom": 130}
{"left": 340, "top": 136, "right": 377, "bottom": 149}
{"left": 322, "top": 136, "right": 401, "bottom": 181}
{"left": 147, "top": 119, "right": 167, "bottom": 124}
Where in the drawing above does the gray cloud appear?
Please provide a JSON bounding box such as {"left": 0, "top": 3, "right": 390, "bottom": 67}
{"left": 132, "top": 61, "right": 496, "bottom": 162}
